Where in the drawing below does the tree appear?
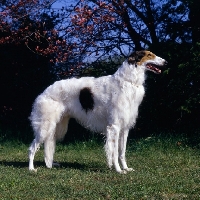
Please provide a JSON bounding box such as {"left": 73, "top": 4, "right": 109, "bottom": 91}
{"left": 187, "top": 0, "right": 200, "bottom": 43}
{"left": 1, "top": 0, "right": 198, "bottom": 67}
{"left": 1, "top": 0, "right": 199, "bottom": 62}
{"left": 0, "top": 0, "right": 76, "bottom": 63}
{"left": 0, "top": 0, "right": 199, "bottom": 136}
{"left": 0, "top": 2, "right": 59, "bottom": 132}
{"left": 69, "top": 0, "right": 191, "bottom": 56}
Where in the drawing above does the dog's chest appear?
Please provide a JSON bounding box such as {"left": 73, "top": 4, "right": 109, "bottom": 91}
{"left": 119, "top": 84, "right": 145, "bottom": 127}
{"left": 121, "top": 82, "right": 145, "bottom": 103}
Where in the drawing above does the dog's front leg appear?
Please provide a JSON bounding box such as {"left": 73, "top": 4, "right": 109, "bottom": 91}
{"left": 105, "top": 125, "right": 125, "bottom": 174}
{"left": 119, "top": 129, "right": 134, "bottom": 172}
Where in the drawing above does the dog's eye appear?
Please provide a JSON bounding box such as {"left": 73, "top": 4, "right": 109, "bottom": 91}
{"left": 148, "top": 54, "right": 152, "bottom": 57}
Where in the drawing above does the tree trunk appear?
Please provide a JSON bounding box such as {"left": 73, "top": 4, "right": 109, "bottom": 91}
{"left": 189, "top": 0, "right": 200, "bottom": 43}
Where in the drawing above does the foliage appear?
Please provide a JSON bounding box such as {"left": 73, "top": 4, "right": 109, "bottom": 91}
{"left": 134, "top": 42, "right": 200, "bottom": 133}
{"left": 168, "top": 43, "right": 200, "bottom": 117}
{"left": 0, "top": 13, "right": 56, "bottom": 130}
{"left": 0, "top": 0, "right": 200, "bottom": 138}
{"left": 1, "top": 0, "right": 199, "bottom": 65}
{"left": 78, "top": 55, "right": 123, "bottom": 78}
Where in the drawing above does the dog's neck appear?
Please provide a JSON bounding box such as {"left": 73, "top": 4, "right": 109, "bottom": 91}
{"left": 114, "top": 61, "right": 146, "bottom": 86}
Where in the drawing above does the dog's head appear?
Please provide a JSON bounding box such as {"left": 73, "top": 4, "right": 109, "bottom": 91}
{"left": 128, "top": 50, "right": 167, "bottom": 74}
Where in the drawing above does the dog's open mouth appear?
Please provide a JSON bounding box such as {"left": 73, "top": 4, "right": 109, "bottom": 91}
{"left": 146, "top": 63, "right": 162, "bottom": 74}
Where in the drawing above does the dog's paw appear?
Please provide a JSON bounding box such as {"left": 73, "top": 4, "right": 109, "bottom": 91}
{"left": 124, "top": 167, "right": 135, "bottom": 172}
{"left": 29, "top": 168, "right": 37, "bottom": 172}
{"left": 120, "top": 170, "right": 127, "bottom": 174}
{"left": 115, "top": 169, "right": 127, "bottom": 174}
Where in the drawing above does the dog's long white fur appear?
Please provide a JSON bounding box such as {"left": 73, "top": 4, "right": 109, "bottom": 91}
{"left": 29, "top": 51, "right": 167, "bottom": 173}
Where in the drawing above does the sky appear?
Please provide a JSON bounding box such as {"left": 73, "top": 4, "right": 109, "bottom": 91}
{"left": 52, "top": 0, "right": 77, "bottom": 9}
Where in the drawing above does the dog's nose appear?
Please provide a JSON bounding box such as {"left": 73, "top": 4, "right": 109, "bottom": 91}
{"left": 164, "top": 60, "right": 168, "bottom": 65}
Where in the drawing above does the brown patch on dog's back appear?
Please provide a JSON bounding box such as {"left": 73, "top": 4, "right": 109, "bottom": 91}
{"left": 79, "top": 87, "right": 94, "bottom": 112}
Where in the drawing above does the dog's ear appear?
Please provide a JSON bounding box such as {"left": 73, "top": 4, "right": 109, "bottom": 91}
{"left": 135, "top": 51, "right": 146, "bottom": 62}
{"left": 127, "top": 53, "right": 136, "bottom": 65}
{"left": 128, "top": 51, "right": 146, "bottom": 65}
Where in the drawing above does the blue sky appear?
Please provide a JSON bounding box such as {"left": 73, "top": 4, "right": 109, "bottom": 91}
{"left": 52, "top": 0, "right": 76, "bottom": 9}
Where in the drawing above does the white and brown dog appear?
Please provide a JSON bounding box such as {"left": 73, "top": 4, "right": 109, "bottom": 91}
{"left": 29, "top": 50, "right": 167, "bottom": 173}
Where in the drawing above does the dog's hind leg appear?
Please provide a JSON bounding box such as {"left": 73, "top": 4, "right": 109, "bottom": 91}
{"left": 40, "top": 120, "right": 57, "bottom": 169}
{"left": 44, "top": 116, "right": 70, "bottom": 168}
{"left": 119, "top": 129, "right": 134, "bottom": 172}
{"left": 44, "top": 135, "right": 56, "bottom": 168}
{"left": 29, "top": 137, "right": 42, "bottom": 171}
{"left": 29, "top": 121, "right": 57, "bottom": 170}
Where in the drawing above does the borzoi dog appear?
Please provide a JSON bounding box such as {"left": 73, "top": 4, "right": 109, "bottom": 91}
{"left": 29, "top": 50, "right": 167, "bottom": 174}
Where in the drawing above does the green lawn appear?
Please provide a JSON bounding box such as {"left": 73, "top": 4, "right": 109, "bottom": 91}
{"left": 0, "top": 135, "right": 200, "bottom": 199}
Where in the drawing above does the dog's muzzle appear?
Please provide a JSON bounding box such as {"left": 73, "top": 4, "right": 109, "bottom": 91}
{"left": 164, "top": 60, "right": 168, "bottom": 66}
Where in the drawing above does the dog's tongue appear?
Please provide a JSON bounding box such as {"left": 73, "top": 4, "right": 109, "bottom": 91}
{"left": 146, "top": 64, "right": 161, "bottom": 74}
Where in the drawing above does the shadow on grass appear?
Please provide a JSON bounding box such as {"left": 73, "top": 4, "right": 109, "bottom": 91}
{"left": 0, "top": 161, "right": 29, "bottom": 168}
{"left": 0, "top": 160, "right": 106, "bottom": 172}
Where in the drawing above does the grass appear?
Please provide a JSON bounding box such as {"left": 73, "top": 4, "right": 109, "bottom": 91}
{"left": 0, "top": 135, "right": 200, "bottom": 199}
